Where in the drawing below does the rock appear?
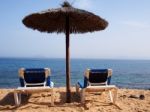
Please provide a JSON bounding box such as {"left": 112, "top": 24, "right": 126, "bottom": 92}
{"left": 129, "top": 95, "right": 139, "bottom": 99}
{"left": 139, "top": 95, "right": 145, "bottom": 100}
{"left": 128, "top": 94, "right": 145, "bottom": 100}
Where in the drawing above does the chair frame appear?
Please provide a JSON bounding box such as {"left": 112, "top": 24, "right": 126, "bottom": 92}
{"left": 76, "top": 69, "right": 118, "bottom": 104}
{"left": 13, "top": 68, "right": 54, "bottom": 106}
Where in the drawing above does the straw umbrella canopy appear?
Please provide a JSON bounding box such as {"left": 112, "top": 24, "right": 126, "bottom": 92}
{"left": 22, "top": 1, "right": 108, "bottom": 103}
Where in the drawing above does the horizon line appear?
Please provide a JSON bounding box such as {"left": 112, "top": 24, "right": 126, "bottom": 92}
{"left": 1, "top": 56, "right": 150, "bottom": 61}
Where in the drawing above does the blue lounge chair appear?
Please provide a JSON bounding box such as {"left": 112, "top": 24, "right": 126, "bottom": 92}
{"left": 14, "top": 68, "right": 54, "bottom": 106}
{"left": 76, "top": 69, "right": 117, "bottom": 104}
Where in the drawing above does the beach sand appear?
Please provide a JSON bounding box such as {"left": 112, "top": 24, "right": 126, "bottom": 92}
{"left": 0, "top": 87, "right": 150, "bottom": 112}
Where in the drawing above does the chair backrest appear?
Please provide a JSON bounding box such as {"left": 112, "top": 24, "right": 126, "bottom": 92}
{"left": 84, "top": 69, "right": 112, "bottom": 86}
{"left": 19, "top": 68, "right": 51, "bottom": 87}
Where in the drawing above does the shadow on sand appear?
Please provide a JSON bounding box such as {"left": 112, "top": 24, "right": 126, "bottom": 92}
{"left": 0, "top": 90, "right": 121, "bottom": 111}
{"left": 0, "top": 92, "right": 31, "bottom": 110}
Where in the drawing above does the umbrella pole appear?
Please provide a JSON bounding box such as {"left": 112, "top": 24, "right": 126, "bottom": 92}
{"left": 66, "top": 15, "right": 71, "bottom": 103}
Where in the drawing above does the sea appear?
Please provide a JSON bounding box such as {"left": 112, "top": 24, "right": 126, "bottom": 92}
{"left": 0, "top": 58, "right": 150, "bottom": 89}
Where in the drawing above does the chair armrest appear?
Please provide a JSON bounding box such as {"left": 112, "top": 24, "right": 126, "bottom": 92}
{"left": 19, "top": 77, "right": 25, "bottom": 87}
{"left": 77, "top": 80, "right": 85, "bottom": 88}
{"left": 77, "top": 77, "right": 88, "bottom": 88}
{"left": 107, "top": 76, "right": 111, "bottom": 85}
{"left": 46, "top": 76, "right": 54, "bottom": 87}
{"left": 50, "top": 81, "right": 54, "bottom": 88}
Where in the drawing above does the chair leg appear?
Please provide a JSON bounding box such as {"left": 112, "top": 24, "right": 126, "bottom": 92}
{"left": 18, "top": 93, "right": 21, "bottom": 105}
{"left": 81, "top": 89, "right": 85, "bottom": 104}
{"left": 76, "top": 84, "right": 80, "bottom": 93}
{"left": 51, "top": 89, "right": 54, "bottom": 106}
{"left": 14, "top": 92, "right": 21, "bottom": 106}
{"left": 112, "top": 88, "right": 118, "bottom": 104}
{"left": 109, "top": 90, "right": 113, "bottom": 103}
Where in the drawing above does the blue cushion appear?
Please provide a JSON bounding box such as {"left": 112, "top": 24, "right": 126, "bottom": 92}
{"left": 19, "top": 68, "right": 52, "bottom": 87}
{"left": 24, "top": 69, "right": 45, "bottom": 83}
{"left": 89, "top": 69, "right": 108, "bottom": 83}
{"left": 77, "top": 69, "right": 112, "bottom": 88}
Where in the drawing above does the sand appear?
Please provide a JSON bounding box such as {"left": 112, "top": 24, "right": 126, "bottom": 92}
{"left": 0, "top": 87, "right": 150, "bottom": 112}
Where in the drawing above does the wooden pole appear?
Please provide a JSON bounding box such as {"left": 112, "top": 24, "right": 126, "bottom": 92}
{"left": 66, "top": 15, "right": 71, "bottom": 103}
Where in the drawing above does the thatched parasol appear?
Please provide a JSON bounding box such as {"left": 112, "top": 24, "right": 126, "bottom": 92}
{"left": 22, "top": 1, "right": 108, "bottom": 103}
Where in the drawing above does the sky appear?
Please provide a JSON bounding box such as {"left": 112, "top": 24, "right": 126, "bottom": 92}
{"left": 0, "top": 0, "right": 150, "bottom": 59}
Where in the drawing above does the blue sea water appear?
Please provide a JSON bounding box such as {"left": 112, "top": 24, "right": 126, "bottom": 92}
{"left": 0, "top": 58, "right": 150, "bottom": 89}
